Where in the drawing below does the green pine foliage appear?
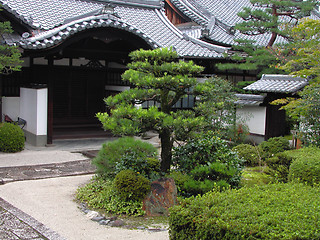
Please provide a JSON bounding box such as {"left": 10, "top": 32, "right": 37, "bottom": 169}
{"left": 0, "top": 9, "right": 22, "bottom": 74}
{"left": 169, "top": 183, "right": 320, "bottom": 240}
{"left": 217, "top": 0, "right": 318, "bottom": 76}
{"left": 97, "top": 47, "right": 236, "bottom": 172}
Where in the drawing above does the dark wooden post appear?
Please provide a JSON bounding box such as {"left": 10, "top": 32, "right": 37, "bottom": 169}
{"left": 47, "top": 57, "right": 54, "bottom": 144}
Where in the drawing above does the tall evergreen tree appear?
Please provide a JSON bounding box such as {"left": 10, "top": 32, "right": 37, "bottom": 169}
{"left": 97, "top": 47, "right": 236, "bottom": 172}
{"left": 217, "top": 0, "right": 318, "bottom": 76}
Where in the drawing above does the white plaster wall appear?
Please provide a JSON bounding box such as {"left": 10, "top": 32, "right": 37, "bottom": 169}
{"left": 20, "top": 88, "right": 48, "bottom": 135}
{"left": 36, "top": 89, "right": 48, "bottom": 135}
{"left": 2, "top": 97, "right": 20, "bottom": 121}
{"left": 237, "top": 106, "right": 266, "bottom": 135}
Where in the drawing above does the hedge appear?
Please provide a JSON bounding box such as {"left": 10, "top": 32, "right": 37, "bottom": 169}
{"left": 169, "top": 183, "right": 320, "bottom": 240}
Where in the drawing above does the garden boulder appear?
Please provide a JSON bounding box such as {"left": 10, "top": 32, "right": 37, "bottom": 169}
{"left": 143, "top": 178, "right": 177, "bottom": 216}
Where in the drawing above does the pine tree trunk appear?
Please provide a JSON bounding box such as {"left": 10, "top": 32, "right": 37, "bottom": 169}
{"left": 159, "top": 128, "right": 173, "bottom": 173}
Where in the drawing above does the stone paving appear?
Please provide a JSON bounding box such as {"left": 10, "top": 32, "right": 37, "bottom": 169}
{"left": 0, "top": 198, "right": 65, "bottom": 240}
{"left": 0, "top": 159, "right": 96, "bottom": 184}
{"left": 0, "top": 134, "right": 161, "bottom": 240}
{"left": 0, "top": 142, "right": 102, "bottom": 239}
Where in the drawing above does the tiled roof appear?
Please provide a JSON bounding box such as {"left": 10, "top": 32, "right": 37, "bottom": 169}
{"left": 170, "top": 0, "right": 320, "bottom": 46}
{"left": 235, "top": 94, "right": 265, "bottom": 106}
{"left": 244, "top": 74, "right": 308, "bottom": 93}
{"left": 1, "top": 0, "right": 228, "bottom": 59}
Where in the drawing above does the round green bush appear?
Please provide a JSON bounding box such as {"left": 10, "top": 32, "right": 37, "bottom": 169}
{"left": 92, "top": 137, "right": 158, "bottom": 179}
{"left": 232, "top": 144, "right": 261, "bottom": 166}
{"left": 169, "top": 183, "right": 320, "bottom": 240}
{"left": 259, "top": 136, "right": 290, "bottom": 159}
{"left": 289, "top": 155, "right": 320, "bottom": 186}
{"left": 114, "top": 170, "right": 151, "bottom": 201}
{"left": 0, "top": 123, "right": 25, "bottom": 152}
{"left": 265, "top": 152, "right": 294, "bottom": 182}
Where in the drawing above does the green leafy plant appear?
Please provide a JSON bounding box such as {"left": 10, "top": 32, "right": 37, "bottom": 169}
{"left": 114, "top": 170, "right": 151, "bottom": 202}
{"left": 0, "top": 123, "right": 25, "bottom": 152}
{"left": 172, "top": 131, "right": 243, "bottom": 195}
{"left": 169, "top": 183, "right": 320, "bottom": 240}
{"left": 232, "top": 143, "right": 261, "bottom": 166}
{"left": 92, "top": 137, "right": 158, "bottom": 179}
{"left": 76, "top": 177, "right": 145, "bottom": 216}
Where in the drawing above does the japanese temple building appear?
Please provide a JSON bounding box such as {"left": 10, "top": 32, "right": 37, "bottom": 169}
{"left": 1, "top": 0, "right": 319, "bottom": 145}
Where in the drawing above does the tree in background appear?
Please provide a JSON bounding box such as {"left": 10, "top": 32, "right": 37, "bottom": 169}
{"left": 0, "top": 9, "right": 22, "bottom": 74}
{"left": 272, "top": 19, "right": 320, "bottom": 146}
{"left": 97, "top": 47, "right": 236, "bottom": 172}
{"left": 0, "top": 8, "right": 22, "bottom": 121}
{"left": 217, "top": 0, "right": 318, "bottom": 76}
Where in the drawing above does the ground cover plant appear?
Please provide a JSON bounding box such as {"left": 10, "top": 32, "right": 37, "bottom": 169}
{"left": 169, "top": 183, "right": 320, "bottom": 240}
{"left": 0, "top": 122, "right": 25, "bottom": 152}
{"left": 76, "top": 176, "right": 145, "bottom": 216}
{"left": 77, "top": 137, "right": 161, "bottom": 216}
{"left": 240, "top": 166, "right": 273, "bottom": 187}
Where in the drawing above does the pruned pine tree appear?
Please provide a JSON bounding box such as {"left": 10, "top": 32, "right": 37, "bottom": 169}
{"left": 217, "top": 0, "right": 318, "bottom": 76}
{"left": 97, "top": 47, "right": 236, "bottom": 172}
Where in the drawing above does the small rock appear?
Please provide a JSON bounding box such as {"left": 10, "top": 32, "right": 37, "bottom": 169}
{"left": 136, "top": 226, "right": 146, "bottom": 230}
{"left": 107, "top": 216, "right": 117, "bottom": 221}
{"left": 109, "top": 220, "right": 125, "bottom": 227}
{"left": 99, "top": 220, "right": 110, "bottom": 225}
{"left": 91, "top": 216, "right": 105, "bottom": 222}
{"left": 148, "top": 228, "right": 162, "bottom": 232}
{"left": 86, "top": 211, "right": 100, "bottom": 219}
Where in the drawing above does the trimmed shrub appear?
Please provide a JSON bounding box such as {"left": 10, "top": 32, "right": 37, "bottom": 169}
{"left": 0, "top": 123, "right": 25, "bottom": 153}
{"left": 169, "top": 183, "right": 320, "bottom": 240}
{"left": 232, "top": 144, "right": 261, "bottom": 166}
{"left": 288, "top": 147, "right": 320, "bottom": 186}
{"left": 259, "top": 136, "right": 290, "bottom": 159}
{"left": 114, "top": 170, "right": 151, "bottom": 201}
{"left": 172, "top": 131, "right": 243, "bottom": 195}
{"left": 92, "top": 137, "right": 158, "bottom": 179}
{"left": 265, "top": 152, "right": 294, "bottom": 182}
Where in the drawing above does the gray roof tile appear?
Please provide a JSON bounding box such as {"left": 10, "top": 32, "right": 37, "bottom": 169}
{"left": 235, "top": 94, "right": 265, "bottom": 106}
{"left": 1, "top": 0, "right": 228, "bottom": 58}
{"left": 244, "top": 74, "right": 308, "bottom": 93}
{"left": 170, "top": 0, "right": 320, "bottom": 46}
